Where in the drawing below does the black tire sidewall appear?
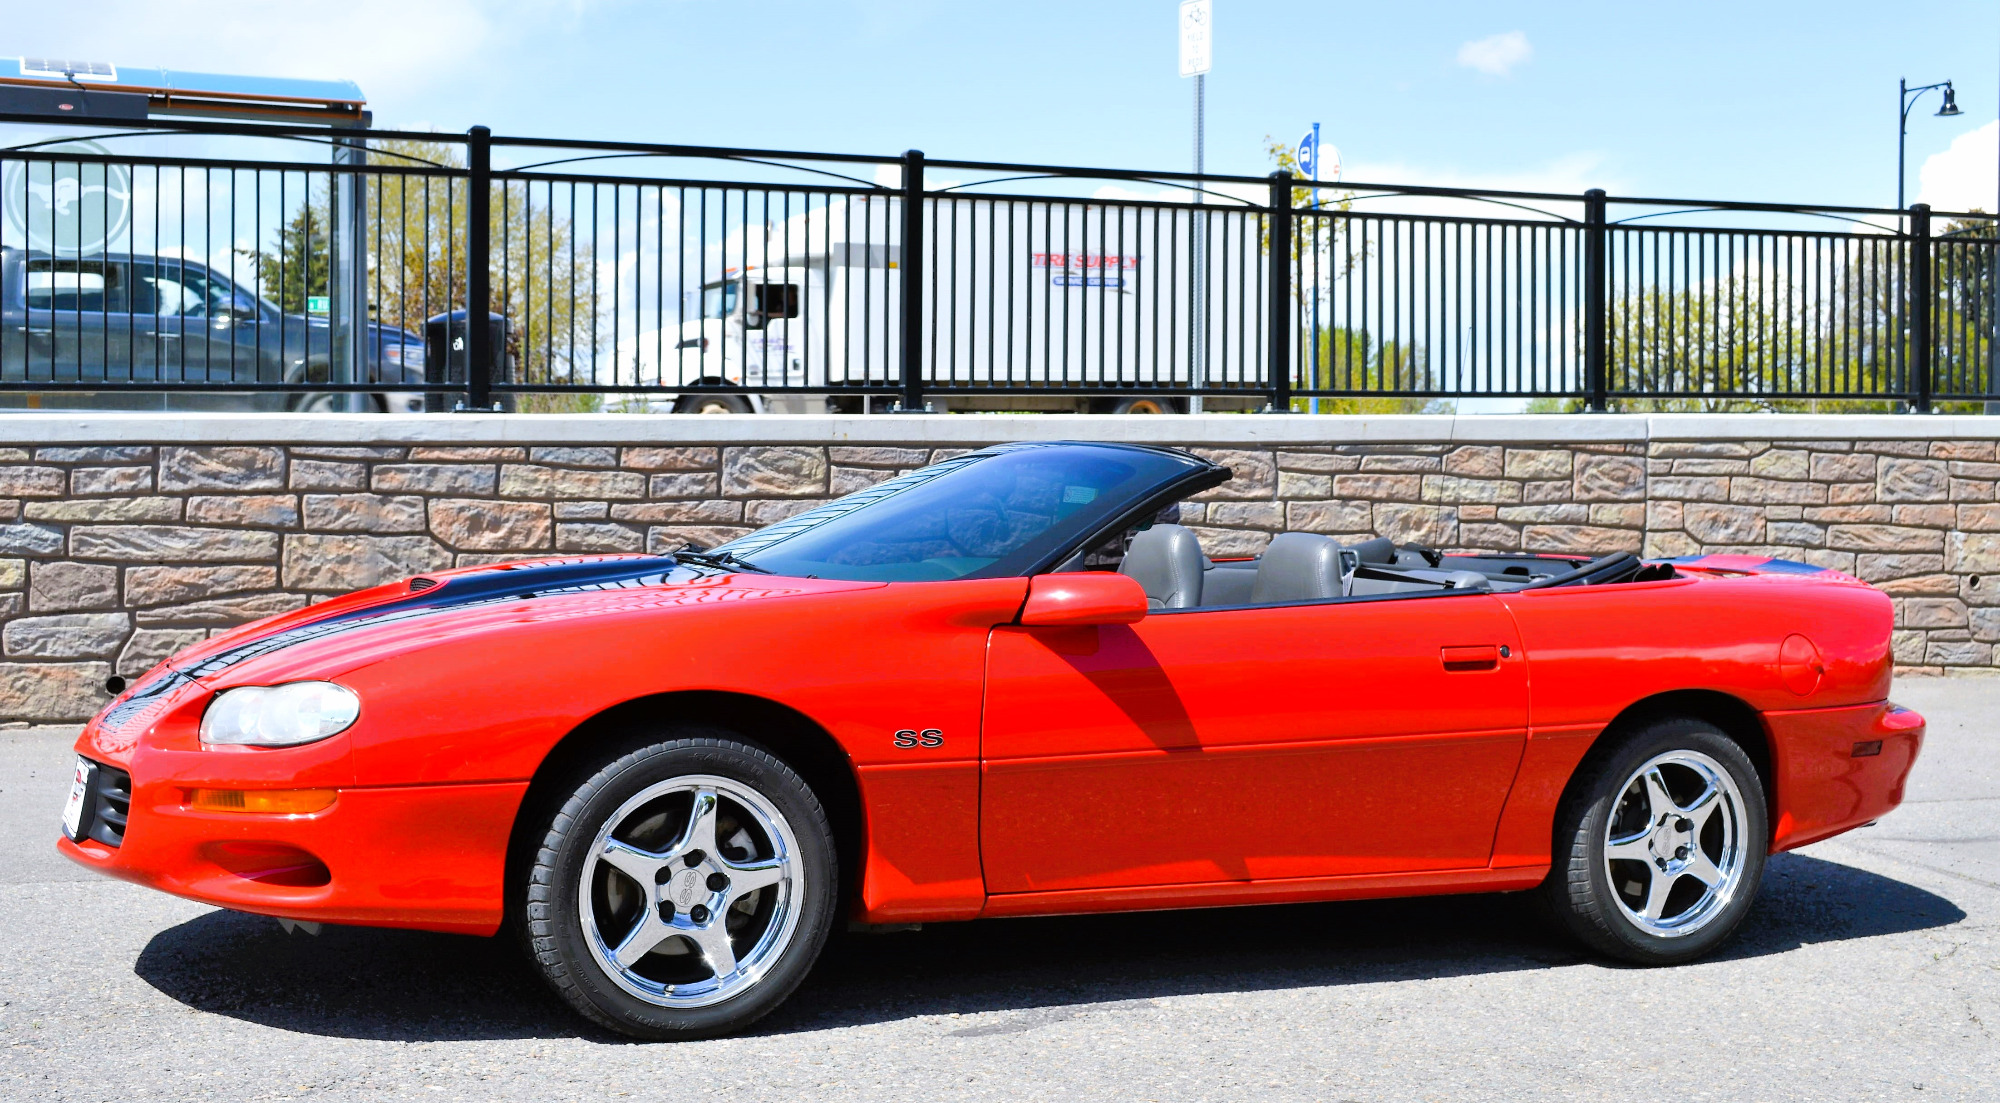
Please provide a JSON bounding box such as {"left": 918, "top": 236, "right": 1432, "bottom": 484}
{"left": 527, "top": 732, "right": 837, "bottom": 1039}
{"left": 1549, "top": 718, "right": 1768, "bottom": 965}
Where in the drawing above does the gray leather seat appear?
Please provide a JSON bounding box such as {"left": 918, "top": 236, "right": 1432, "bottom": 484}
{"left": 1251, "top": 532, "right": 1345, "bottom": 604}
{"left": 1118, "top": 524, "right": 1205, "bottom": 609}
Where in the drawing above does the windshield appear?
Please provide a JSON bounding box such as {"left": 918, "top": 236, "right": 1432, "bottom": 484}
{"left": 701, "top": 282, "right": 738, "bottom": 319}
{"left": 715, "top": 444, "right": 1207, "bottom": 581}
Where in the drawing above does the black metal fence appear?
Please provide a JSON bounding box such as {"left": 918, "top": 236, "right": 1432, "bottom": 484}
{"left": 1, "top": 112, "right": 1994, "bottom": 413}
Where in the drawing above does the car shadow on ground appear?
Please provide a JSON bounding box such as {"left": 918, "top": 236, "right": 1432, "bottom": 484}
{"left": 132, "top": 851, "right": 1963, "bottom": 1043}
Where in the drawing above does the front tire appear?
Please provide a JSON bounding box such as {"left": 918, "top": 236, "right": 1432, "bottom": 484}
{"left": 523, "top": 732, "right": 837, "bottom": 1039}
{"left": 1543, "top": 717, "right": 1767, "bottom": 965}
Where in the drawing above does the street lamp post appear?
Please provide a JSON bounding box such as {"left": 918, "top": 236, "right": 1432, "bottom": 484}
{"left": 1899, "top": 77, "right": 1962, "bottom": 210}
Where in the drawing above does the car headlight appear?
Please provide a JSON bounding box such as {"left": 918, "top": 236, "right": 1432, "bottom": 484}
{"left": 200, "top": 682, "right": 361, "bottom": 747}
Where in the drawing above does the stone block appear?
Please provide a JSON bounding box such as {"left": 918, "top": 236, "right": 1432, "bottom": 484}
{"left": 1207, "top": 502, "right": 1284, "bottom": 530}
{"left": 1650, "top": 441, "right": 1755, "bottom": 459}
{"left": 1503, "top": 449, "right": 1572, "bottom": 480}
{"left": 35, "top": 446, "right": 151, "bottom": 463}
{"left": 1948, "top": 532, "right": 2000, "bottom": 575}
{"left": 1855, "top": 554, "right": 1946, "bottom": 582}
{"left": 1186, "top": 526, "right": 1273, "bottom": 557}
{"left": 1806, "top": 504, "right": 1891, "bottom": 523}
{"left": 1332, "top": 474, "right": 1421, "bottom": 501}
{"left": 1865, "top": 441, "right": 1930, "bottom": 457}
{"left": 1673, "top": 458, "right": 1751, "bottom": 475}
{"left": 24, "top": 497, "right": 182, "bottom": 523}
{"left": 530, "top": 446, "right": 619, "bottom": 467}
{"left": 1962, "top": 504, "right": 2000, "bottom": 532}
{"left": 1948, "top": 461, "right": 2000, "bottom": 480}
{"left": 1523, "top": 480, "right": 1571, "bottom": 503}
{"left": 1589, "top": 504, "right": 1645, "bottom": 528}
{"left": 0, "top": 466, "right": 66, "bottom": 497}
{"left": 1650, "top": 476, "right": 1728, "bottom": 503}
{"left": 405, "top": 447, "right": 525, "bottom": 462}
{"left": 828, "top": 446, "right": 929, "bottom": 468}
{"left": 1443, "top": 446, "right": 1504, "bottom": 477}
{"left": 1729, "top": 478, "right": 1826, "bottom": 505}
{"left": 610, "top": 501, "right": 744, "bottom": 524}
{"left": 622, "top": 446, "right": 720, "bottom": 472}
{"left": 1748, "top": 449, "right": 1809, "bottom": 479}
{"left": 717, "top": 448, "right": 829, "bottom": 498}
{"left": 4, "top": 613, "right": 129, "bottom": 659}
{"left": 555, "top": 523, "right": 647, "bottom": 553}
{"left": 1899, "top": 598, "right": 1967, "bottom": 628}
{"left": 554, "top": 501, "right": 609, "bottom": 520}
{"left": 1186, "top": 449, "right": 1276, "bottom": 499}
{"left": 293, "top": 446, "right": 405, "bottom": 460}
{"left": 1375, "top": 504, "right": 1457, "bottom": 546}
{"left": 371, "top": 464, "right": 498, "bottom": 495}
{"left": 0, "top": 662, "right": 113, "bottom": 721}
{"left": 1810, "top": 453, "right": 1876, "bottom": 483}
{"left": 28, "top": 562, "right": 117, "bottom": 611}
{"left": 187, "top": 495, "right": 300, "bottom": 528}
{"left": 159, "top": 446, "right": 285, "bottom": 491}
{"left": 1891, "top": 630, "right": 1927, "bottom": 664}
{"left": 1891, "top": 504, "right": 1954, "bottom": 528}
{"left": 650, "top": 472, "right": 723, "bottom": 499}
{"left": 71, "top": 466, "right": 152, "bottom": 495}
{"left": 1926, "top": 638, "right": 1991, "bottom": 666}
{"left": 1800, "top": 549, "right": 1856, "bottom": 573}
{"left": 1522, "top": 525, "right": 1642, "bottom": 555}
{"left": 744, "top": 499, "right": 828, "bottom": 526}
{"left": 1827, "top": 525, "right": 1944, "bottom": 554}
{"left": 0, "top": 524, "right": 62, "bottom": 556}
{"left": 1683, "top": 503, "right": 1765, "bottom": 544}
{"left": 1645, "top": 531, "right": 1703, "bottom": 558}
{"left": 1880, "top": 574, "right": 1959, "bottom": 596}
{"left": 282, "top": 534, "right": 453, "bottom": 592}
{"left": 831, "top": 467, "right": 898, "bottom": 495}
{"left": 1767, "top": 522, "right": 1827, "bottom": 548}
{"left": 291, "top": 460, "right": 367, "bottom": 491}
{"left": 645, "top": 526, "right": 755, "bottom": 554}
{"left": 1458, "top": 523, "right": 1522, "bottom": 550}
{"left": 1277, "top": 472, "right": 1334, "bottom": 499}
{"left": 1646, "top": 501, "right": 1684, "bottom": 530}
{"left": 125, "top": 565, "right": 277, "bottom": 607}
{"left": 1459, "top": 504, "right": 1498, "bottom": 522}
{"left": 135, "top": 593, "right": 310, "bottom": 625}
{"left": 1497, "top": 504, "right": 1588, "bottom": 524}
{"left": 0, "top": 559, "right": 20, "bottom": 589}
{"left": 118, "top": 629, "right": 206, "bottom": 677}
{"left": 498, "top": 465, "right": 648, "bottom": 501}
{"left": 1828, "top": 484, "right": 1874, "bottom": 504}
{"left": 1878, "top": 459, "right": 1949, "bottom": 502}
{"left": 1932, "top": 441, "right": 1996, "bottom": 462}
{"left": 1357, "top": 454, "right": 1442, "bottom": 473}
{"left": 1285, "top": 501, "right": 1373, "bottom": 534}
{"left": 428, "top": 500, "right": 553, "bottom": 551}
{"left": 1421, "top": 475, "right": 1521, "bottom": 504}
{"left": 1950, "top": 479, "right": 1995, "bottom": 502}
{"left": 71, "top": 526, "right": 277, "bottom": 562}
{"left": 1275, "top": 451, "right": 1360, "bottom": 474}
{"left": 1971, "top": 607, "right": 2000, "bottom": 643}
{"left": 303, "top": 494, "right": 427, "bottom": 533}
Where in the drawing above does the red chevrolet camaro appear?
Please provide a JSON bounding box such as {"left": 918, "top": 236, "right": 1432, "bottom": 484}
{"left": 58, "top": 441, "right": 1923, "bottom": 1038}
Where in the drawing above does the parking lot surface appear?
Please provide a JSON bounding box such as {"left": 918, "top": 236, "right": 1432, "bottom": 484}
{"left": 2, "top": 678, "right": 1994, "bottom": 1102}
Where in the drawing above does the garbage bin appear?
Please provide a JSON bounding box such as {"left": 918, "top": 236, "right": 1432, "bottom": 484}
{"left": 423, "top": 310, "right": 514, "bottom": 412}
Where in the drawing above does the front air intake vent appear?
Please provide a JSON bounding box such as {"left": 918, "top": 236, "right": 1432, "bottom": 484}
{"left": 408, "top": 577, "right": 439, "bottom": 592}
{"left": 77, "top": 761, "right": 132, "bottom": 847}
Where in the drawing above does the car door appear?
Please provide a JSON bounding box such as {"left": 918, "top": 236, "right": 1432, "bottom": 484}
{"left": 22, "top": 256, "right": 127, "bottom": 384}
{"left": 980, "top": 590, "right": 1529, "bottom": 894}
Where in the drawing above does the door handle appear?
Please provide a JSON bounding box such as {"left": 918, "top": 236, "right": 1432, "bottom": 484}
{"left": 1441, "top": 644, "right": 1501, "bottom": 671}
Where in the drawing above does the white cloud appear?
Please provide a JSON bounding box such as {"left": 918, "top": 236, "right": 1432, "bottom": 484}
{"left": 1917, "top": 120, "right": 1997, "bottom": 213}
{"left": 1456, "top": 31, "right": 1531, "bottom": 78}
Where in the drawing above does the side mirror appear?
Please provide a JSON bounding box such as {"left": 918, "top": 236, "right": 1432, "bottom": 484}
{"left": 1018, "top": 572, "right": 1148, "bottom": 627}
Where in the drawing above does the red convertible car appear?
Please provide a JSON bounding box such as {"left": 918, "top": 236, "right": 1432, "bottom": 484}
{"left": 59, "top": 441, "right": 1923, "bottom": 1038}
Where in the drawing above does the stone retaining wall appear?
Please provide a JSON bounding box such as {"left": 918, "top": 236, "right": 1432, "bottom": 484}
{"left": 3, "top": 414, "right": 1997, "bottom": 721}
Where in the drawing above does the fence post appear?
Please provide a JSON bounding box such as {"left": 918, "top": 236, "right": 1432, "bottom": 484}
{"left": 1583, "top": 188, "right": 1608, "bottom": 412}
{"left": 1910, "top": 202, "right": 1933, "bottom": 413}
{"left": 464, "top": 125, "right": 493, "bottom": 411}
{"left": 898, "top": 149, "right": 926, "bottom": 412}
{"left": 1267, "top": 171, "right": 1293, "bottom": 413}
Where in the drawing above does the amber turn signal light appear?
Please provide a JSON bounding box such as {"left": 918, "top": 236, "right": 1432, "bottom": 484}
{"left": 188, "top": 788, "right": 338, "bottom": 814}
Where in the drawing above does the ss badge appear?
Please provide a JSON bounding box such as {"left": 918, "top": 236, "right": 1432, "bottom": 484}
{"left": 893, "top": 728, "right": 944, "bottom": 749}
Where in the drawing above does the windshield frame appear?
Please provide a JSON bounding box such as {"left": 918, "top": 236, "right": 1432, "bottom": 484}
{"left": 714, "top": 442, "right": 1226, "bottom": 582}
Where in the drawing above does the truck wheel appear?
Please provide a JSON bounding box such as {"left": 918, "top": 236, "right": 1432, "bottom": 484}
{"left": 1542, "top": 717, "right": 1767, "bottom": 965}
{"left": 673, "top": 393, "right": 754, "bottom": 414}
{"left": 1091, "top": 396, "right": 1184, "bottom": 414}
{"left": 523, "top": 731, "right": 837, "bottom": 1039}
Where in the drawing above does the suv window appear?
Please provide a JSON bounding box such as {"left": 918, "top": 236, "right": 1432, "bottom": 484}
{"left": 25, "top": 258, "right": 128, "bottom": 311}
{"left": 133, "top": 264, "right": 253, "bottom": 318}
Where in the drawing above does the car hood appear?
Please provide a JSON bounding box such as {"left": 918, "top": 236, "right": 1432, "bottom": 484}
{"left": 97, "top": 556, "right": 877, "bottom": 731}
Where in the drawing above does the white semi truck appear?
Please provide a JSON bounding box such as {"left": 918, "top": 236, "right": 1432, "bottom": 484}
{"left": 622, "top": 193, "right": 1268, "bottom": 413}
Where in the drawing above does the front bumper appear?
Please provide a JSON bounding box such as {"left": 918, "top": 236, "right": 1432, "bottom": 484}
{"left": 57, "top": 743, "right": 526, "bottom": 936}
{"left": 1766, "top": 699, "right": 1925, "bottom": 852}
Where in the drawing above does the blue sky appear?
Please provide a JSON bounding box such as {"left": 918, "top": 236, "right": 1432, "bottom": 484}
{"left": 11, "top": 0, "right": 2000, "bottom": 208}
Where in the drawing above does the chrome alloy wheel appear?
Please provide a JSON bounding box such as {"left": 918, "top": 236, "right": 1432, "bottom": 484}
{"left": 1603, "top": 750, "right": 1747, "bottom": 937}
{"left": 578, "top": 774, "right": 802, "bottom": 1007}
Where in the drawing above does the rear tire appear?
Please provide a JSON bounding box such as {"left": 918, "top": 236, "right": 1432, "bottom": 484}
{"left": 1542, "top": 717, "right": 1767, "bottom": 965}
{"left": 522, "top": 730, "right": 837, "bottom": 1039}
{"left": 673, "top": 392, "right": 754, "bottom": 414}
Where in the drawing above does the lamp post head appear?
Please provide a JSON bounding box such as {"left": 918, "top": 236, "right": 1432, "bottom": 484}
{"left": 1937, "top": 85, "right": 1963, "bottom": 117}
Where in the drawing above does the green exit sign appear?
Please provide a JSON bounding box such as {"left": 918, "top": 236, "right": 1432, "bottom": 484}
{"left": 306, "top": 295, "right": 330, "bottom": 314}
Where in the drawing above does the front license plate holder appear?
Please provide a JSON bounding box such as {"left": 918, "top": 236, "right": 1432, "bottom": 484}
{"left": 62, "top": 758, "right": 94, "bottom": 842}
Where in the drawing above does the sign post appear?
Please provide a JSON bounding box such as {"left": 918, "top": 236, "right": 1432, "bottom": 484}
{"left": 1297, "top": 124, "right": 1318, "bottom": 412}
{"left": 1179, "top": 0, "right": 1211, "bottom": 413}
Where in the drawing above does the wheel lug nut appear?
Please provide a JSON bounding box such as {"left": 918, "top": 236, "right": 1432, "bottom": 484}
{"left": 1675, "top": 846, "right": 1689, "bottom": 860}
{"left": 689, "top": 904, "right": 710, "bottom": 924}
{"left": 659, "top": 901, "right": 675, "bottom": 921}
{"left": 1675, "top": 817, "right": 1692, "bottom": 832}
{"left": 1655, "top": 858, "right": 1667, "bottom": 869}
{"left": 707, "top": 872, "right": 730, "bottom": 892}
{"left": 653, "top": 867, "right": 672, "bottom": 884}
{"left": 683, "top": 849, "right": 706, "bottom": 867}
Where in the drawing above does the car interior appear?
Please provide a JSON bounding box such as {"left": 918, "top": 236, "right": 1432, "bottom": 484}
{"left": 1099, "top": 518, "right": 1672, "bottom": 612}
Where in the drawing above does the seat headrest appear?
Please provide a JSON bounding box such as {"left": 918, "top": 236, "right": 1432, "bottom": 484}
{"left": 1118, "top": 523, "right": 1205, "bottom": 609}
{"left": 1251, "top": 532, "right": 1345, "bottom": 604}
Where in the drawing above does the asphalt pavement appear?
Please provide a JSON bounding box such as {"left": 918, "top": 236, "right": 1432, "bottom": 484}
{"left": 1, "top": 678, "right": 1994, "bottom": 1102}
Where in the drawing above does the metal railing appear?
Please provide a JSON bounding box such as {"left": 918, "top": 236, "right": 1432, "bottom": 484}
{"left": 1, "top": 112, "right": 1994, "bottom": 413}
